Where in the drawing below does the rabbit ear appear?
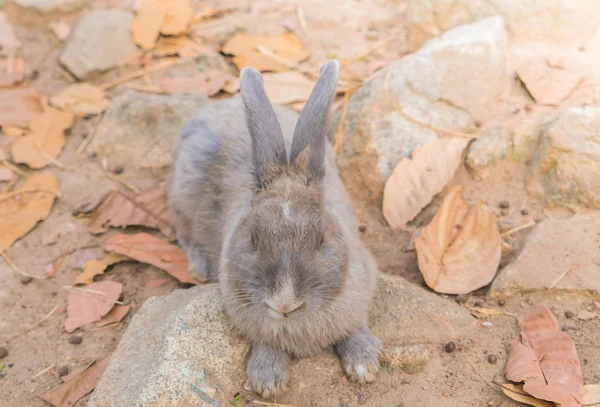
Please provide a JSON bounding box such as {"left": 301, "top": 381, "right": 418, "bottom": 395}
{"left": 240, "top": 67, "right": 288, "bottom": 187}
{"left": 289, "top": 60, "right": 339, "bottom": 182}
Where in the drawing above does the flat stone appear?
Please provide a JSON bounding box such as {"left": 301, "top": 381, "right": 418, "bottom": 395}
{"left": 59, "top": 9, "right": 136, "bottom": 80}
{"left": 381, "top": 344, "right": 430, "bottom": 374}
{"left": 14, "top": 0, "right": 89, "bottom": 14}
{"left": 491, "top": 213, "right": 600, "bottom": 295}
{"left": 88, "top": 274, "right": 474, "bottom": 406}
{"left": 88, "top": 90, "right": 209, "bottom": 169}
{"left": 335, "top": 16, "right": 507, "bottom": 200}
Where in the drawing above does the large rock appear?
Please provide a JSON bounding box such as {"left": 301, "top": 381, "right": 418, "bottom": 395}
{"left": 88, "top": 90, "right": 209, "bottom": 169}
{"left": 14, "top": 0, "right": 89, "bottom": 14}
{"left": 335, "top": 16, "right": 507, "bottom": 201}
{"left": 491, "top": 213, "right": 600, "bottom": 295}
{"left": 88, "top": 274, "right": 475, "bottom": 406}
{"left": 59, "top": 10, "right": 137, "bottom": 80}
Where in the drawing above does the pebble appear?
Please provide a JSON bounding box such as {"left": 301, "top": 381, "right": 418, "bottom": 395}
{"left": 444, "top": 342, "right": 456, "bottom": 353}
{"left": 20, "top": 276, "right": 33, "bottom": 285}
{"left": 482, "top": 321, "right": 493, "bottom": 327}
{"left": 358, "top": 225, "right": 367, "bottom": 233}
{"left": 487, "top": 355, "right": 498, "bottom": 364}
{"left": 499, "top": 200, "right": 510, "bottom": 209}
{"left": 455, "top": 294, "right": 468, "bottom": 304}
{"left": 112, "top": 165, "right": 124, "bottom": 175}
{"left": 565, "top": 310, "right": 576, "bottom": 319}
{"left": 68, "top": 336, "right": 83, "bottom": 345}
{"left": 474, "top": 120, "right": 482, "bottom": 128}
{"left": 488, "top": 401, "right": 499, "bottom": 407}
{"left": 524, "top": 104, "right": 532, "bottom": 112}
{"left": 520, "top": 208, "right": 529, "bottom": 215}
{"left": 443, "top": 392, "right": 450, "bottom": 397}
{"left": 497, "top": 298, "right": 506, "bottom": 307}
{"left": 0, "top": 347, "right": 7, "bottom": 358}
{"left": 58, "top": 366, "right": 69, "bottom": 377}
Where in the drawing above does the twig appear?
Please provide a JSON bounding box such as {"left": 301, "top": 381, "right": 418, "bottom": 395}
{"left": 334, "top": 88, "right": 351, "bottom": 153}
{"left": 1, "top": 159, "right": 29, "bottom": 178}
{"left": 76, "top": 112, "right": 104, "bottom": 154}
{"left": 296, "top": 6, "right": 308, "bottom": 36}
{"left": 3, "top": 305, "right": 60, "bottom": 344}
{"left": 99, "top": 58, "right": 177, "bottom": 91}
{"left": 468, "top": 361, "right": 496, "bottom": 391}
{"left": 500, "top": 221, "right": 536, "bottom": 238}
{"left": 34, "top": 139, "right": 70, "bottom": 170}
{"left": 383, "top": 68, "right": 477, "bottom": 139}
{"left": 31, "top": 364, "right": 56, "bottom": 379}
{"left": 548, "top": 262, "right": 582, "bottom": 290}
{"left": 63, "top": 286, "right": 125, "bottom": 305}
{"left": 124, "top": 83, "right": 167, "bottom": 94}
{"left": 1, "top": 253, "right": 48, "bottom": 279}
{"left": 254, "top": 401, "right": 302, "bottom": 407}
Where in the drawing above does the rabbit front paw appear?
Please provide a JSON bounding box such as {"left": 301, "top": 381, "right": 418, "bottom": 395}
{"left": 335, "top": 325, "right": 382, "bottom": 384}
{"left": 245, "top": 344, "right": 290, "bottom": 398}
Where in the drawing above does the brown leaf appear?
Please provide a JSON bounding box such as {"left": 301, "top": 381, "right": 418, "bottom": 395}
{"left": 159, "top": 70, "right": 234, "bottom": 96}
{"left": 262, "top": 71, "right": 315, "bottom": 104}
{"left": 132, "top": 0, "right": 193, "bottom": 50}
{"left": 0, "top": 164, "right": 13, "bottom": 182}
{"left": 222, "top": 33, "right": 309, "bottom": 72}
{"left": 103, "top": 232, "right": 200, "bottom": 284}
{"left": 414, "top": 185, "right": 501, "bottom": 294}
{"left": 42, "top": 355, "right": 111, "bottom": 407}
{"left": 499, "top": 382, "right": 556, "bottom": 407}
{"left": 145, "top": 278, "right": 170, "bottom": 288}
{"left": 88, "top": 188, "right": 174, "bottom": 239}
{"left": 2, "top": 125, "right": 27, "bottom": 138}
{"left": 73, "top": 252, "right": 130, "bottom": 285}
{"left": 0, "top": 58, "right": 26, "bottom": 87}
{"left": 11, "top": 106, "right": 75, "bottom": 169}
{"left": 96, "top": 304, "right": 130, "bottom": 327}
{"left": 0, "top": 172, "right": 59, "bottom": 252}
{"left": 71, "top": 249, "right": 97, "bottom": 269}
{"left": 505, "top": 305, "right": 583, "bottom": 407}
{"left": 49, "top": 21, "right": 70, "bottom": 41}
{"left": 50, "top": 83, "right": 109, "bottom": 116}
{"left": 0, "top": 87, "right": 45, "bottom": 128}
{"left": 153, "top": 35, "right": 206, "bottom": 58}
{"left": 64, "top": 281, "right": 123, "bottom": 332}
{"left": 383, "top": 137, "right": 469, "bottom": 229}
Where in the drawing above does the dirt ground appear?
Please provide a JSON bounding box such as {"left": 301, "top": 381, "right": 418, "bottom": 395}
{"left": 0, "top": 1, "right": 599, "bottom": 406}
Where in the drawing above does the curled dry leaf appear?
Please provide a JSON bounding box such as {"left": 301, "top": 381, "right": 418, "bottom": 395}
{"left": 505, "top": 305, "right": 583, "bottom": 407}
{"left": 498, "top": 382, "right": 555, "bottom": 407}
{"left": 74, "top": 252, "right": 130, "bottom": 285}
{"left": 50, "top": 83, "right": 109, "bottom": 116}
{"left": 158, "top": 70, "right": 234, "bottom": 96}
{"left": 383, "top": 137, "right": 470, "bottom": 229}
{"left": 414, "top": 185, "right": 501, "bottom": 294}
{"left": 12, "top": 106, "right": 75, "bottom": 169}
{"left": 96, "top": 304, "right": 130, "bottom": 327}
{"left": 88, "top": 188, "right": 174, "bottom": 239}
{"left": 64, "top": 280, "right": 123, "bottom": 332}
{"left": 0, "top": 57, "right": 26, "bottom": 87}
{"left": 42, "top": 355, "right": 111, "bottom": 407}
{"left": 0, "top": 172, "right": 59, "bottom": 252}
{"left": 49, "top": 21, "right": 70, "bottom": 41}
{"left": 262, "top": 71, "right": 315, "bottom": 104}
{"left": 0, "top": 87, "right": 45, "bottom": 127}
{"left": 104, "top": 232, "right": 200, "bottom": 285}
{"left": 132, "top": 0, "right": 193, "bottom": 50}
{"left": 222, "top": 32, "right": 309, "bottom": 72}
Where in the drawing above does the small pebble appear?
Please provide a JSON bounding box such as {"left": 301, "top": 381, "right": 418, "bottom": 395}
{"left": 474, "top": 120, "right": 482, "bottom": 128}
{"left": 483, "top": 350, "right": 488, "bottom": 354}
{"left": 488, "top": 401, "right": 499, "bottom": 407}
{"left": 482, "top": 321, "right": 493, "bottom": 327}
{"left": 87, "top": 152, "right": 97, "bottom": 161}
{"left": 358, "top": 225, "right": 367, "bottom": 233}
{"left": 8, "top": 364, "right": 14, "bottom": 368}
{"left": 487, "top": 355, "right": 498, "bottom": 364}
{"left": 565, "top": 310, "right": 576, "bottom": 319}
{"left": 68, "top": 336, "right": 83, "bottom": 345}
{"left": 112, "top": 166, "right": 124, "bottom": 175}
{"left": 499, "top": 200, "right": 510, "bottom": 209}
{"left": 20, "top": 276, "right": 33, "bottom": 285}
{"left": 524, "top": 104, "right": 532, "bottom": 112}
{"left": 0, "top": 347, "right": 8, "bottom": 358}
{"left": 474, "top": 301, "right": 483, "bottom": 307}
{"left": 520, "top": 208, "right": 529, "bottom": 216}
{"left": 444, "top": 341, "right": 456, "bottom": 353}
{"left": 58, "top": 366, "right": 69, "bottom": 377}
{"left": 512, "top": 107, "right": 520, "bottom": 115}
{"left": 455, "top": 294, "right": 468, "bottom": 304}
{"left": 497, "top": 298, "right": 506, "bottom": 307}
{"left": 442, "top": 392, "right": 450, "bottom": 397}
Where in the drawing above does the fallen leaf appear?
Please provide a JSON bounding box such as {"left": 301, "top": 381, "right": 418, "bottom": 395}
{"left": 383, "top": 137, "right": 469, "bottom": 229}
{"left": 0, "top": 172, "right": 59, "bottom": 252}
{"left": 0, "top": 57, "right": 25, "bottom": 87}
{"left": 223, "top": 77, "right": 240, "bottom": 94}
{"left": 64, "top": 281, "right": 123, "bottom": 332}
{"left": 132, "top": 0, "right": 193, "bottom": 50}
{"left": 42, "top": 223, "right": 74, "bottom": 246}
{"left": 11, "top": 106, "right": 74, "bottom": 169}
{"left": 103, "top": 233, "right": 200, "bottom": 284}
{"left": 153, "top": 35, "right": 206, "bottom": 58}
{"left": 49, "top": 21, "right": 70, "bottom": 41}
{"left": 505, "top": 305, "right": 583, "bottom": 407}
{"left": 50, "top": 83, "right": 109, "bottom": 116}
{"left": 262, "top": 71, "right": 315, "bottom": 104}
{"left": 71, "top": 249, "right": 97, "bottom": 269}
{"left": 583, "top": 384, "right": 600, "bottom": 405}
{"left": 498, "top": 382, "right": 556, "bottom": 407}
{"left": 42, "top": 355, "right": 111, "bottom": 407}
{"left": 74, "top": 252, "right": 130, "bottom": 285}
{"left": 2, "top": 125, "right": 27, "bottom": 138}
{"left": 414, "top": 185, "right": 501, "bottom": 294}
{"left": 0, "top": 165, "right": 12, "bottom": 182}
{"left": 576, "top": 310, "right": 596, "bottom": 320}
{"left": 96, "top": 304, "right": 130, "bottom": 327}
{"left": 158, "top": 70, "right": 234, "bottom": 96}
{"left": 145, "top": 278, "right": 170, "bottom": 288}
{"left": 0, "top": 12, "right": 20, "bottom": 55}
{"left": 222, "top": 32, "right": 309, "bottom": 72}
{"left": 88, "top": 188, "right": 174, "bottom": 239}
{"left": 0, "top": 87, "right": 45, "bottom": 128}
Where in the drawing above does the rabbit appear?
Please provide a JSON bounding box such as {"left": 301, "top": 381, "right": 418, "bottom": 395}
{"left": 168, "top": 60, "right": 382, "bottom": 397}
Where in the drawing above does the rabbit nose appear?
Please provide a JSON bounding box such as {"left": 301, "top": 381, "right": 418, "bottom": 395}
{"left": 265, "top": 299, "right": 305, "bottom": 317}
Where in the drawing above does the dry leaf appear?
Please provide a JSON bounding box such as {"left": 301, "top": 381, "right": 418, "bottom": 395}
{"left": 583, "top": 384, "right": 600, "bottom": 405}
{"left": 0, "top": 57, "right": 26, "bottom": 87}
{"left": 383, "top": 137, "right": 469, "bottom": 229}
{"left": 42, "top": 223, "right": 73, "bottom": 246}
{"left": 64, "top": 280, "right": 123, "bottom": 332}
{"left": 74, "top": 252, "right": 130, "bottom": 285}
{"left": 0, "top": 172, "right": 58, "bottom": 252}
{"left": 49, "top": 21, "right": 70, "bottom": 41}
{"left": 414, "top": 185, "right": 501, "bottom": 294}
{"left": 132, "top": 0, "right": 193, "bottom": 50}
{"left": 469, "top": 307, "right": 516, "bottom": 318}
{"left": 159, "top": 70, "right": 234, "bottom": 96}
{"left": 96, "top": 304, "right": 130, "bottom": 327}
{"left": 50, "top": 83, "right": 109, "bottom": 116}
{"left": 0, "top": 87, "right": 45, "bottom": 127}
{"left": 12, "top": 106, "right": 75, "bottom": 169}
{"left": 0, "top": 164, "right": 13, "bottom": 182}
{"left": 88, "top": 188, "right": 174, "bottom": 239}
{"left": 153, "top": 35, "right": 206, "bottom": 58}
{"left": 499, "top": 382, "right": 556, "bottom": 407}
{"left": 71, "top": 250, "right": 97, "bottom": 269}
{"left": 0, "top": 12, "right": 20, "bottom": 55}
{"left": 103, "top": 232, "right": 200, "bottom": 284}
{"left": 2, "top": 125, "right": 27, "bottom": 138}
{"left": 42, "top": 355, "right": 111, "bottom": 407}
{"left": 223, "top": 77, "right": 240, "bottom": 94}
{"left": 222, "top": 33, "right": 309, "bottom": 72}
{"left": 505, "top": 305, "right": 583, "bottom": 407}
{"left": 145, "top": 278, "right": 170, "bottom": 288}
{"left": 262, "top": 71, "right": 315, "bottom": 104}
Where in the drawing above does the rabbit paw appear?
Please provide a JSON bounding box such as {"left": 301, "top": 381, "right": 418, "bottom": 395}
{"left": 245, "top": 344, "right": 290, "bottom": 398}
{"left": 335, "top": 326, "right": 382, "bottom": 384}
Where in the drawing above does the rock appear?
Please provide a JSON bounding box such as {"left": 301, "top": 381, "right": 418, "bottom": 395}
{"left": 89, "top": 274, "right": 474, "bottom": 406}
{"left": 0, "top": 11, "right": 20, "bottom": 57}
{"left": 59, "top": 10, "right": 136, "bottom": 80}
{"left": 68, "top": 335, "right": 83, "bottom": 345}
{"left": 335, "top": 16, "right": 507, "bottom": 200}
{"left": 491, "top": 213, "right": 600, "bottom": 295}
{"left": 88, "top": 90, "right": 209, "bottom": 169}
{"left": 466, "top": 124, "right": 511, "bottom": 179}
{"left": 577, "top": 310, "right": 596, "bottom": 321}
{"left": 381, "top": 344, "right": 430, "bottom": 374}
{"left": 527, "top": 106, "right": 600, "bottom": 208}
{"left": 14, "top": 0, "right": 89, "bottom": 14}
{"left": 0, "top": 346, "right": 7, "bottom": 358}
{"left": 408, "top": 0, "right": 600, "bottom": 50}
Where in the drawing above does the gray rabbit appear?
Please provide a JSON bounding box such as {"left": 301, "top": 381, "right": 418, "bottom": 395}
{"left": 168, "top": 60, "right": 382, "bottom": 397}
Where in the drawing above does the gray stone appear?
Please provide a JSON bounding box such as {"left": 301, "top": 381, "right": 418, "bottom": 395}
{"left": 491, "top": 213, "right": 600, "bottom": 295}
{"left": 527, "top": 106, "right": 600, "bottom": 208}
{"left": 14, "top": 0, "right": 89, "bottom": 14}
{"left": 59, "top": 10, "right": 136, "bottom": 80}
{"left": 88, "top": 90, "right": 209, "bottom": 169}
{"left": 381, "top": 345, "right": 430, "bottom": 374}
{"left": 466, "top": 124, "right": 511, "bottom": 179}
{"left": 88, "top": 274, "right": 474, "bottom": 406}
{"left": 335, "top": 16, "right": 507, "bottom": 200}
